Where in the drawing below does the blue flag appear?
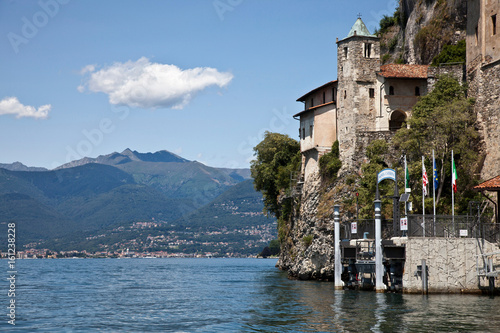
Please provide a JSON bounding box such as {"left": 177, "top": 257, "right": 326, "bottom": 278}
{"left": 433, "top": 156, "right": 439, "bottom": 190}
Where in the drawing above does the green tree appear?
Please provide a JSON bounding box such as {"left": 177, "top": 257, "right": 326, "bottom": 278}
{"left": 269, "top": 239, "right": 280, "bottom": 255}
{"left": 357, "top": 139, "right": 396, "bottom": 219}
{"left": 393, "top": 75, "right": 480, "bottom": 214}
{"left": 250, "top": 131, "right": 300, "bottom": 219}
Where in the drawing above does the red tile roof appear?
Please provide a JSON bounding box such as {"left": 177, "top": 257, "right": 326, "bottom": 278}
{"left": 474, "top": 176, "right": 500, "bottom": 191}
{"left": 378, "top": 64, "right": 429, "bottom": 79}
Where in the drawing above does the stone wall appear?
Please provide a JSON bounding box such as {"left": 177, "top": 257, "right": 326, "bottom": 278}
{"left": 403, "top": 237, "right": 500, "bottom": 293}
{"left": 351, "top": 131, "right": 396, "bottom": 171}
{"left": 468, "top": 61, "right": 500, "bottom": 181}
{"left": 466, "top": 0, "right": 500, "bottom": 180}
{"left": 427, "top": 63, "right": 465, "bottom": 92}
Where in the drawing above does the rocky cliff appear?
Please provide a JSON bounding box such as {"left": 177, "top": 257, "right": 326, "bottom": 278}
{"left": 277, "top": 173, "right": 335, "bottom": 280}
{"left": 382, "top": 0, "right": 467, "bottom": 65}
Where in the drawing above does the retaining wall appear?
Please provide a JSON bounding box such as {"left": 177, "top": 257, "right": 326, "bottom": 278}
{"left": 403, "top": 237, "right": 500, "bottom": 293}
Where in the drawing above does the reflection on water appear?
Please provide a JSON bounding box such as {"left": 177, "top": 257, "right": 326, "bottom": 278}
{"left": 246, "top": 268, "right": 500, "bottom": 332}
{"left": 4, "top": 259, "right": 500, "bottom": 332}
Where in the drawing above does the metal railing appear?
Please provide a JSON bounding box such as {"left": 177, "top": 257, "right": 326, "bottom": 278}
{"left": 339, "top": 214, "right": 499, "bottom": 243}
{"left": 341, "top": 219, "right": 394, "bottom": 240}
{"left": 405, "top": 214, "right": 500, "bottom": 243}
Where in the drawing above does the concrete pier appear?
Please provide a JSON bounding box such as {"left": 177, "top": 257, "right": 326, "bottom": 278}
{"left": 403, "top": 237, "right": 500, "bottom": 294}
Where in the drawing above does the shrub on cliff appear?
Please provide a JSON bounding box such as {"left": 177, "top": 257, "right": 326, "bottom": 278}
{"left": 376, "top": 5, "right": 404, "bottom": 34}
{"left": 250, "top": 131, "right": 300, "bottom": 220}
{"left": 319, "top": 141, "right": 342, "bottom": 181}
{"left": 431, "top": 40, "right": 466, "bottom": 66}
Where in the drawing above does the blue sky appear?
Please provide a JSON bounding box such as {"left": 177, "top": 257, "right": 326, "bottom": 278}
{"left": 0, "top": 0, "right": 397, "bottom": 170}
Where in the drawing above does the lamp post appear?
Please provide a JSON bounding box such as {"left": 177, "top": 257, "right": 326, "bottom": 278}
{"left": 334, "top": 205, "right": 343, "bottom": 290}
{"left": 374, "top": 195, "right": 385, "bottom": 292}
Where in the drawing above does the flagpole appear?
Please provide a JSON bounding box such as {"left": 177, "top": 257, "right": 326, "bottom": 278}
{"left": 404, "top": 155, "right": 407, "bottom": 216}
{"left": 433, "top": 149, "right": 436, "bottom": 237}
{"left": 452, "top": 150, "right": 455, "bottom": 235}
{"left": 422, "top": 156, "right": 425, "bottom": 237}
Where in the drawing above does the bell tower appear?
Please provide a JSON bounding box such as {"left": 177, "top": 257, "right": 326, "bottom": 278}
{"left": 336, "top": 17, "right": 381, "bottom": 169}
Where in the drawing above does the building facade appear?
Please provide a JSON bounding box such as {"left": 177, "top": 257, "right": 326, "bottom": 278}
{"left": 294, "top": 81, "right": 337, "bottom": 182}
{"left": 295, "top": 18, "right": 437, "bottom": 180}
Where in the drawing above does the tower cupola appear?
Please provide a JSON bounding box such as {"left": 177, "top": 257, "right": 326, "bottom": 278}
{"left": 346, "top": 17, "right": 376, "bottom": 38}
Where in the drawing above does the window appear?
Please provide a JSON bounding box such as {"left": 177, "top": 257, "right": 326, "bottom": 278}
{"left": 364, "top": 43, "right": 372, "bottom": 58}
{"left": 298, "top": 128, "right": 301, "bottom": 138}
{"left": 344, "top": 47, "right": 348, "bottom": 58}
{"left": 310, "top": 98, "right": 314, "bottom": 108}
{"left": 369, "top": 88, "right": 375, "bottom": 98}
{"left": 389, "top": 86, "right": 394, "bottom": 95}
{"left": 415, "top": 86, "right": 420, "bottom": 96}
{"left": 493, "top": 15, "right": 497, "bottom": 35}
{"left": 332, "top": 88, "right": 336, "bottom": 102}
{"left": 302, "top": 128, "right": 305, "bottom": 139}
{"left": 475, "top": 26, "right": 479, "bottom": 46}
{"left": 344, "top": 90, "right": 347, "bottom": 99}
{"left": 310, "top": 125, "right": 313, "bottom": 137}
{"left": 322, "top": 91, "right": 326, "bottom": 104}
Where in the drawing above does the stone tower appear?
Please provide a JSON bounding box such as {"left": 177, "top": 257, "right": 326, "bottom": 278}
{"left": 336, "top": 18, "right": 381, "bottom": 169}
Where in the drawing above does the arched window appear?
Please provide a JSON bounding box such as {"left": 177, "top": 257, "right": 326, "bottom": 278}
{"left": 389, "top": 110, "right": 406, "bottom": 131}
{"left": 389, "top": 86, "right": 395, "bottom": 95}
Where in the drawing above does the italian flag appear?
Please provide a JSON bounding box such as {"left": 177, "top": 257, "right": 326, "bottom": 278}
{"left": 452, "top": 154, "right": 458, "bottom": 193}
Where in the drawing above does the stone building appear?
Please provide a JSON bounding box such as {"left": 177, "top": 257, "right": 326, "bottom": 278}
{"left": 467, "top": 0, "right": 500, "bottom": 180}
{"left": 295, "top": 18, "right": 436, "bottom": 179}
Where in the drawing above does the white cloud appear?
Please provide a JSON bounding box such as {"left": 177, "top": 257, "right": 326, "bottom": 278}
{"left": 0, "top": 97, "right": 51, "bottom": 119}
{"left": 79, "top": 64, "right": 95, "bottom": 75}
{"left": 78, "top": 57, "right": 233, "bottom": 109}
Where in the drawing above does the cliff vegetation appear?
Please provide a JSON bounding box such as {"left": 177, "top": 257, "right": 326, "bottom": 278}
{"left": 379, "top": 0, "right": 467, "bottom": 65}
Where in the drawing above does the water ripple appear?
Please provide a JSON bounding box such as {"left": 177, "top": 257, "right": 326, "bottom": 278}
{"left": 2, "top": 258, "right": 500, "bottom": 332}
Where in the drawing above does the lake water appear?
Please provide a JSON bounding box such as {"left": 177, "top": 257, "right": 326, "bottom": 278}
{"left": 2, "top": 258, "right": 500, "bottom": 332}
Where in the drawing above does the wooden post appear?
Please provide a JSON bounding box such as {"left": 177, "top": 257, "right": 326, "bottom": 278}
{"left": 422, "top": 259, "right": 428, "bottom": 295}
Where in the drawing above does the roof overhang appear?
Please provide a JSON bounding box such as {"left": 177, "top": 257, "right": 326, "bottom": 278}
{"left": 473, "top": 175, "right": 500, "bottom": 192}
{"left": 293, "top": 101, "right": 335, "bottom": 118}
{"left": 296, "top": 80, "right": 337, "bottom": 102}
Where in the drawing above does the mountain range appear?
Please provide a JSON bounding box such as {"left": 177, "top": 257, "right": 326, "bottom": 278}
{"left": 0, "top": 149, "right": 273, "bottom": 253}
